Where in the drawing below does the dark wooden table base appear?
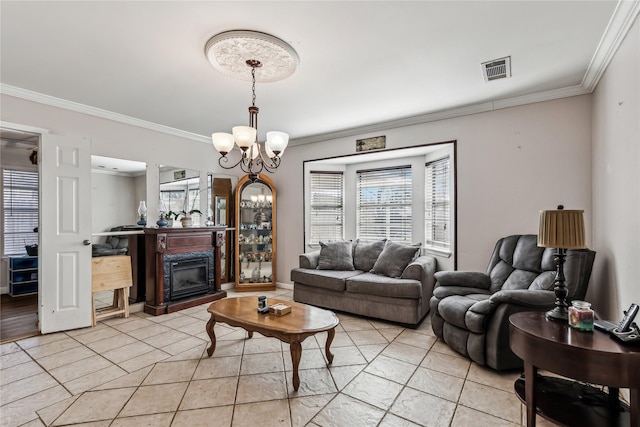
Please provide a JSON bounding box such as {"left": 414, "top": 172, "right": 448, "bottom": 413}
{"left": 206, "top": 314, "right": 335, "bottom": 390}
{"left": 515, "top": 375, "right": 632, "bottom": 427}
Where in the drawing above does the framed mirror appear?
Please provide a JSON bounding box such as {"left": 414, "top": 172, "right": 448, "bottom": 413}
{"left": 159, "top": 166, "right": 201, "bottom": 227}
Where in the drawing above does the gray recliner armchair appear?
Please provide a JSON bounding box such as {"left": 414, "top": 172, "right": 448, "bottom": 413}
{"left": 430, "top": 234, "right": 595, "bottom": 370}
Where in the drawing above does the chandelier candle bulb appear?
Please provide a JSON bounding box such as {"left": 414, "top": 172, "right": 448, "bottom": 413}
{"left": 266, "top": 131, "right": 289, "bottom": 154}
{"left": 232, "top": 126, "right": 256, "bottom": 149}
{"left": 212, "top": 133, "right": 235, "bottom": 154}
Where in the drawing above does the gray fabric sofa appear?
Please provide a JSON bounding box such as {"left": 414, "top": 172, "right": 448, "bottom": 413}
{"left": 291, "top": 239, "right": 437, "bottom": 326}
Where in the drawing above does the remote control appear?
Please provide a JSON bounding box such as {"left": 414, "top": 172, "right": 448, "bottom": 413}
{"left": 616, "top": 303, "right": 639, "bottom": 333}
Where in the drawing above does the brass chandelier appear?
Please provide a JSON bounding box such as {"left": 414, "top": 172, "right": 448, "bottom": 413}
{"left": 205, "top": 30, "right": 299, "bottom": 181}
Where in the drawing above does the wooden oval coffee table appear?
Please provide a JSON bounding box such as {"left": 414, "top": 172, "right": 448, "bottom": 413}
{"left": 206, "top": 296, "right": 339, "bottom": 390}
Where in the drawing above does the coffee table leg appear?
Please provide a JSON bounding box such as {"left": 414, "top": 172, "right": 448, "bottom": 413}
{"left": 206, "top": 314, "right": 217, "bottom": 357}
{"left": 290, "top": 340, "right": 302, "bottom": 391}
{"left": 325, "top": 328, "right": 335, "bottom": 364}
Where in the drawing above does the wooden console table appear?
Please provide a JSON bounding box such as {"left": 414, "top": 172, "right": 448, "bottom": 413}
{"left": 509, "top": 311, "right": 639, "bottom": 427}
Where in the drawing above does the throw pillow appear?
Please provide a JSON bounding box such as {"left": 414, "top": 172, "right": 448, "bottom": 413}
{"left": 371, "top": 240, "right": 421, "bottom": 278}
{"left": 317, "top": 240, "right": 354, "bottom": 271}
{"left": 353, "top": 239, "right": 386, "bottom": 271}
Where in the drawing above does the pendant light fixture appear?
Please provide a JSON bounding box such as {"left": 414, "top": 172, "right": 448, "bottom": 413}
{"left": 205, "top": 30, "right": 299, "bottom": 181}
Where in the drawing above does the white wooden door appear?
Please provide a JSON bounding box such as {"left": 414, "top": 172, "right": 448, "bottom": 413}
{"left": 39, "top": 135, "right": 93, "bottom": 333}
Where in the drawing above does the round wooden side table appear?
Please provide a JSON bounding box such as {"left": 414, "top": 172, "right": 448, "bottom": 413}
{"left": 509, "top": 311, "right": 639, "bottom": 427}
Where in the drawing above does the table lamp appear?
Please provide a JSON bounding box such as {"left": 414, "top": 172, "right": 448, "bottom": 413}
{"left": 538, "top": 205, "right": 586, "bottom": 320}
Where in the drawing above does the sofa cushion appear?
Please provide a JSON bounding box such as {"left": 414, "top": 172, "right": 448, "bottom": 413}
{"left": 317, "top": 240, "right": 354, "bottom": 271}
{"left": 353, "top": 239, "right": 386, "bottom": 271}
{"left": 371, "top": 240, "right": 421, "bottom": 278}
{"left": 291, "top": 268, "right": 361, "bottom": 291}
{"left": 346, "top": 273, "right": 422, "bottom": 299}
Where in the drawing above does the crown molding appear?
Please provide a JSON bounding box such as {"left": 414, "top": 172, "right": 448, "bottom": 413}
{"left": 290, "top": 85, "right": 591, "bottom": 146}
{"left": 0, "top": 84, "right": 210, "bottom": 144}
{"left": 582, "top": 0, "right": 640, "bottom": 92}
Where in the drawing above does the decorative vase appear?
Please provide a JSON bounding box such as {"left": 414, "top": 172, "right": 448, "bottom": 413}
{"left": 181, "top": 217, "right": 192, "bottom": 228}
{"left": 137, "top": 201, "right": 147, "bottom": 227}
{"left": 157, "top": 214, "right": 168, "bottom": 228}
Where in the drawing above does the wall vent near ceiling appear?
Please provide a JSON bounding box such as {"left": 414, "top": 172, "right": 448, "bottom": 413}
{"left": 482, "top": 56, "right": 511, "bottom": 82}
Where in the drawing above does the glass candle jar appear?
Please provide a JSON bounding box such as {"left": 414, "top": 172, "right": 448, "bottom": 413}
{"left": 568, "top": 300, "right": 594, "bottom": 331}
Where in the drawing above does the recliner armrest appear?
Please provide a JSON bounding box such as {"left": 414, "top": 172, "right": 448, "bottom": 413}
{"left": 489, "top": 289, "right": 555, "bottom": 307}
{"left": 299, "top": 251, "right": 320, "bottom": 269}
{"left": 434, "top": 271, "right": 491, "bottom": 290}
{"left": 433, "top": 286, "right": 491, "bottom": 299}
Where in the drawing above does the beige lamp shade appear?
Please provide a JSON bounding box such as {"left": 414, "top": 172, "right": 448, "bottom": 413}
{"left": 538, "top": 208, "right": 586, "bottom": 249}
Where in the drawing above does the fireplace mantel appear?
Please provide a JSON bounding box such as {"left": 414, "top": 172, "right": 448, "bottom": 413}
{"left": 143, "top": 227, "right": 227, "bottom": 315}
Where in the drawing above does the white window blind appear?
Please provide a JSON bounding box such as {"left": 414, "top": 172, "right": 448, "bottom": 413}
{"left": 425, "top": 156, "right": 450, "bottom": 249}
{"left": 309, "top": 171, "right": 344, "bottom": 244}
{"left": 357, "top": 166, "right": 412, "bottom": 241}
{"left": 3, "top": 169, "right": 39, "bottom": 255}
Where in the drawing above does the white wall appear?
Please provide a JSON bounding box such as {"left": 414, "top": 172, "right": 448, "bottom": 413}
{"left": 91, "top": 171, "right": 138, "bottom": 239}
{"left": 591, "top": 17, "right": 640, "bottom": 319}
{"left": 273, "top": 96, "right": 593, "bottom": 292}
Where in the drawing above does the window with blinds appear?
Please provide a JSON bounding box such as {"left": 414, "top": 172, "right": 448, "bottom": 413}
{"left": 425, "top": 156, "right": 450, "bottom": 249}
{"left": 3, "top": 169, "right": 39, "bottom": 256}
{"left": 309, "top": 171, "right": 344, "bottom": 244}
{"left": 160, "top": 183, "right": 202, "bottom": 226}
{"left": 357, "top": 166, "right": 412, "bottom": 241}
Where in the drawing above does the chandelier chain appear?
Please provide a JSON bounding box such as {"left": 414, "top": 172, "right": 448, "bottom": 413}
{"left": 251, "top": 66, "right": 257, "bottom": 107}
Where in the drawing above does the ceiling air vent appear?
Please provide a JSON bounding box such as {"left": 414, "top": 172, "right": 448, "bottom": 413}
{"left": 482, "top": 56, "right": 511, "bottom": 82}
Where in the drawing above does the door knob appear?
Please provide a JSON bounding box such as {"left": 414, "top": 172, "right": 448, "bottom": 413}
{"left": 83, "top": 240, "right": 91, "bottom": 246}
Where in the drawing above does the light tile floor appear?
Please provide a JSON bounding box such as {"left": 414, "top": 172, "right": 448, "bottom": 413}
{"left": 1, "top": 288, "right": 560, "bottom": 427}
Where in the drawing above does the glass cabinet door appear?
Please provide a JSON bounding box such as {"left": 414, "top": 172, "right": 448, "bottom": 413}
{"left": 234, "top": 174, "right": 276, "bottom": 291}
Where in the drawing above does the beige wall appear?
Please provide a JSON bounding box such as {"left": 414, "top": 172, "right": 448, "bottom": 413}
{"left": 274, "top": 96, "right": 593, "bottom": 292}
{"left": 591, "top": 17, "right": 640, "bottom": 319}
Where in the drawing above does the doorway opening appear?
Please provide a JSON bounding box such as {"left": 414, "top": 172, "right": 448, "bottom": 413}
{"left": 0, "top": 128, "right": 40, "bottom": 343}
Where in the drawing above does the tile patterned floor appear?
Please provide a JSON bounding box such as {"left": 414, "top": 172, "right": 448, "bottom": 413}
{"left": 0, "top": 288, "right": 559, "bottom": 427}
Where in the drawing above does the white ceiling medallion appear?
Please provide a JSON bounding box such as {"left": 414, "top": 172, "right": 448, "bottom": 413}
{"left": 205, "top": 30, "right": 299, "bottom": 83}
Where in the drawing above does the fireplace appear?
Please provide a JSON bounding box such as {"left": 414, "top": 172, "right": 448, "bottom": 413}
{"left": 164, "top": 251, "right": 213, "bottom": 300}
{"left": 142, "top": 227, "right": 227, "bottom": 315}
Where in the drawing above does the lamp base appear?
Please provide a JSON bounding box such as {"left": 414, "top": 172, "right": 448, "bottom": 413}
{"left": 545, "top": 307, "right": 568, "bottom": 321}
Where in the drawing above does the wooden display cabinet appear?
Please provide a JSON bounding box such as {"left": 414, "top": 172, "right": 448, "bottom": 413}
{"left": 234, "top": 174, "right": 276, "bottom": 291}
